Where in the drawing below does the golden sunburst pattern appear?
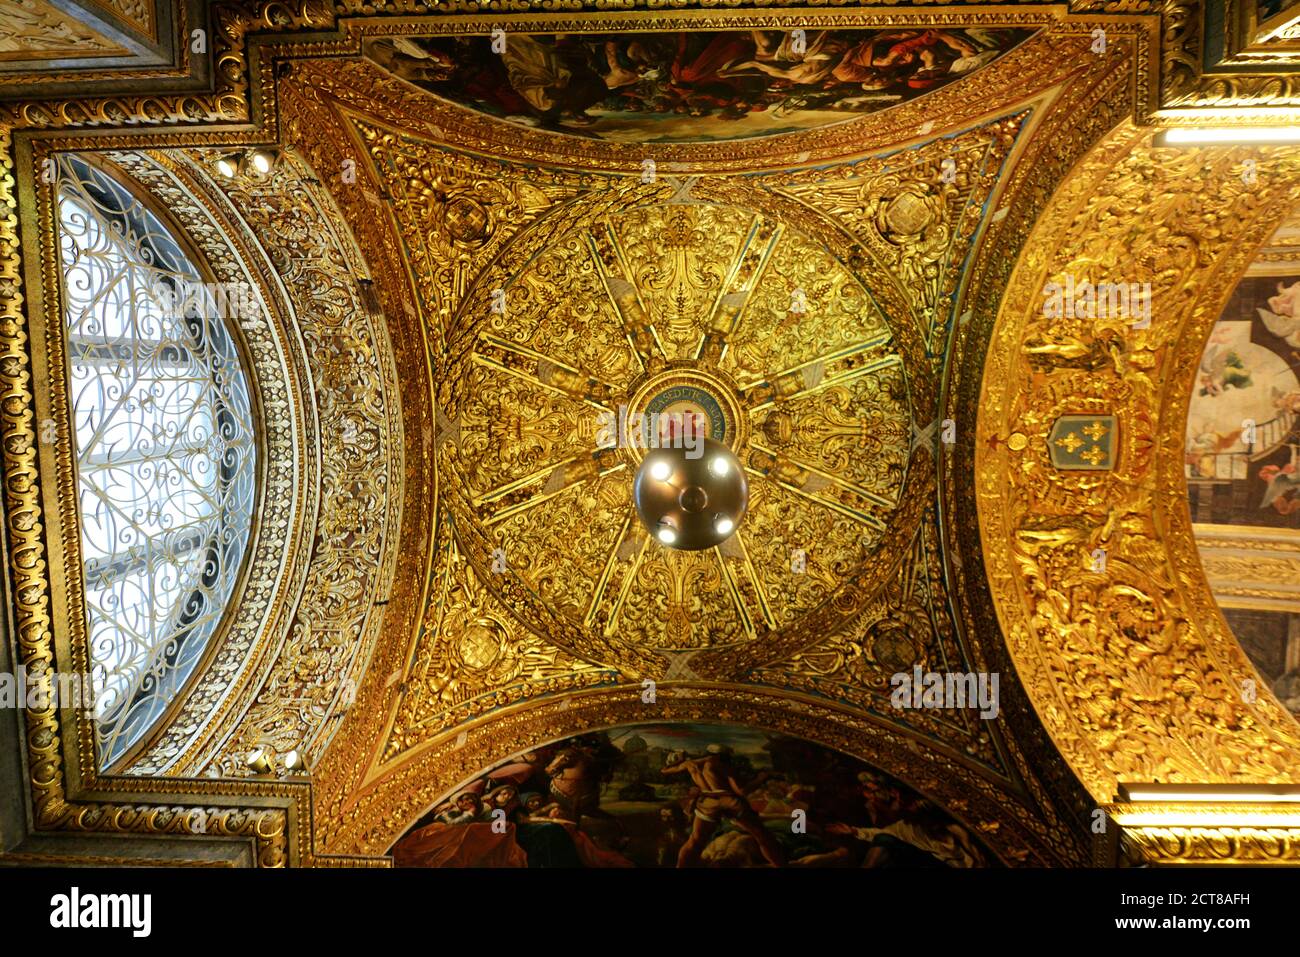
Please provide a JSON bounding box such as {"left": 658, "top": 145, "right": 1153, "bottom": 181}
{"left": 442, "top": 197, "right": 911, "bottom": 670}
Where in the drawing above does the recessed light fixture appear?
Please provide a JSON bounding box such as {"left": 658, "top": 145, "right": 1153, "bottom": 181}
{"left": 249, "top": 150, "right": 274, "bottom": 175}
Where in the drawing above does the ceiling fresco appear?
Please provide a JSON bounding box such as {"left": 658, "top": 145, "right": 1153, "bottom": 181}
{"left": 390, "top": 723, "right": 994, "bottom": 867}
{"left": 361, "top": 28, "right": 1035, "bottom": 143}
{"left": 1185, "top": 207, "right": 1300, "bottom": 718}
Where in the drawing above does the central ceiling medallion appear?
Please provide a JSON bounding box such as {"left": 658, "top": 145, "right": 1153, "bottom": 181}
{"left": 442, "top": 194, "right": 915, "bottom": 662}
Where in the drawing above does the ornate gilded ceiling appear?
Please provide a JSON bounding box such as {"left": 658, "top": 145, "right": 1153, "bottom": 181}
{"left": 5, "top": 0, "right": 1300, "bottom": 871}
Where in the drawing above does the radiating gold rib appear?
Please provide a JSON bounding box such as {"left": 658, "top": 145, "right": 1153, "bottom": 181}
{"left": 745, "top": 352, "right": 902, "bottom": 412}
{"left": 738, "top": 333, "right": 893, "bottom": 391}
{"left": 748, "top": 441, "right": 897, "bottom": 510}
{"left": 587, "top": 221, "right": 667, "bottom": 371}
{"left": 484, "top": 461, "right": 625, "bottom": 526}
{"left": 603, "top": 529, "right": 650, "bottom": 638}
{"left": 473, "top": 453, "right": 588, "bottom": 507}
{"left": 585, "top": 512, "right": 637, "bottom": 629}
{"left": 715, "top": 546, "right": 758, "bottom": 639}
{"left": 695, "top": 215, "right": 783, "bottom": 361}
{"left": 474, "top": 334, "right": 617, "bottom": 408}
{"left": 746, "top": 466, "right": 888, "bottom": 530}
{"left": 733, "top": 531, "right": 777, "bottom": 630}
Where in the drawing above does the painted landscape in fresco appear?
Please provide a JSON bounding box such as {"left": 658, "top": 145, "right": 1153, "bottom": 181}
{"left": 363, "top": 28, "right": 1034, "bottom": 143}
{"left": 390, "top": 723, "right": 992, "bottom": 867}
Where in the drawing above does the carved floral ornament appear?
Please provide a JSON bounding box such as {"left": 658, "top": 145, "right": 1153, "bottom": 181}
{"left": 1, "top": 2, "right": 1300, "bottom": 867}
{"left": 974, "top": 122, "right": 1300, "bottom": 853}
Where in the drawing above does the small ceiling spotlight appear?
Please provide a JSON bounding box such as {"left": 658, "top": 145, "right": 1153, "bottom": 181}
{"left": 282, "top": 749, "right": 309, "bottom": 774}
{"left": 214, "top": 150, "right": 278, "bottom": 180}
{"left": 245, "top": 747, "right": 273, "bottom": 774}
{"left": 634, "top": 437, "right": 748, "bottom": 551}
{"left": 248, "top": 149, "right": 275, "bottom": 175}
{"left": 215, "top": 154, "right": 240, "bottom": 179}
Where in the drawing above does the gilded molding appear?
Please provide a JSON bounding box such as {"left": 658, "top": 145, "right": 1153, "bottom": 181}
{"left": 180, "top": 149, "right": 405, "bottom": 778}
{"left": 1111, "top": 804, "right": 1300, "bottom": 863}
{"left": 86, "top": 149, "right": 317, "bottom": 776}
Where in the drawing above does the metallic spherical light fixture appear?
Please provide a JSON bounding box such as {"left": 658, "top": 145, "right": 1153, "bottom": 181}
{"left": 633, "top": 437, "right": 748, "bottom": 551}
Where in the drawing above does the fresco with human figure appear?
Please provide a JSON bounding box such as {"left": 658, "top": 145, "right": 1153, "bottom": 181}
{"left": 1185, "top": 242, "right": 1300, "bottom": 719}
{"left": 390, "top": 723, "right": 993, "bottom": 867}
{"left": 362, "top": 28, "right": 1034, "bottom": 143}
{"left": 1186, "top": 274, "right": 1300, "bottom": 519}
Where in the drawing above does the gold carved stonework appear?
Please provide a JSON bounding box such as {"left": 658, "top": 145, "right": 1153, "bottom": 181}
{"left": 5, "top": 1, "right": 1299, "bottom": 868}
{"left": 1110, "top": 803, "right": 1300, "bottom": 864}
{"left": 303, "top": 33, "right": 1133, "bottom": 863}
{"left": 976, "top": 123, "right": 1300, "bottom": 808}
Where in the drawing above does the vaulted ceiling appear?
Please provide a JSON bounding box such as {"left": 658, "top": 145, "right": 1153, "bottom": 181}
{"left": 4, "top": 0, "right": 1300, "bottom": 868}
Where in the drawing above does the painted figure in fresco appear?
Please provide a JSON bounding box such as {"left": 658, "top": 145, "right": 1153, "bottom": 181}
{"left": 1261, "top": 281, "right": 1300, "bottom": 348}
{"left": 792, "top": 772, "right": 984, "bottom": 868}
{"left": 824, "top": 800, "right": 985, "bottom": 867}
{"left": 364, "top": 29, "right": 1027, "bottom": 139}
{"left": 393, "top": 726, "right": 993, "bottom": 868}
{"left": 1185, "top": 423, "right": 1247, "bottom": 478}
{"left": 1259, "top": 461, "right": 1300, "bottom": 514}
{"left": 656, "top": 805, "right": 691, "bottom": 866}
{"left": 1197, "top": 343, "right": 1253, "bottom": 396}
{"left": 545, "top": 742, "right": 613, "bottom": 827}
{"left": 1269, "top": 280, "right": 1300, "bottom": 319}
{"left": 434, "top": 783, "right": 484, "bottom": 824}
{"left": 1275, "top": 388, "right": 1300, "bottom": 416}
{"left": 499, "top": 35, "right": 609, "bottom": 126}
{"left": 831, "top": 29, "right": 981, "bottom": 90}
{"left": 661, "top": 744, "right": 785, "bottom": 867}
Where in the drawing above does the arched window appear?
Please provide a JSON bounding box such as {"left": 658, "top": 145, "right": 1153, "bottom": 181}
{"left": 54, "top": 155, "right": 257, "bottom": 768}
